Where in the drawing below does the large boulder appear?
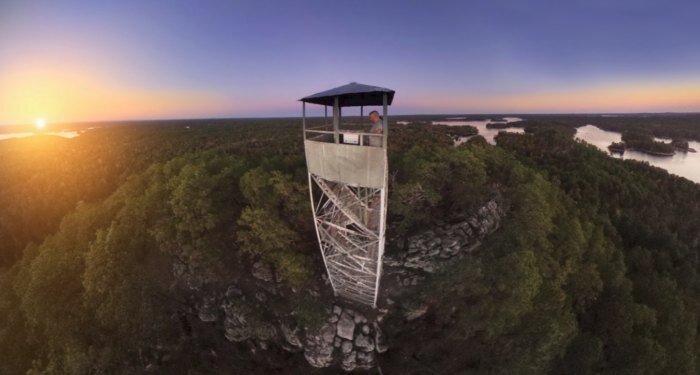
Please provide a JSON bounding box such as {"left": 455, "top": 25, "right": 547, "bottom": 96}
{"left": 336, "top": 312, "right": 356, "bottom": 340}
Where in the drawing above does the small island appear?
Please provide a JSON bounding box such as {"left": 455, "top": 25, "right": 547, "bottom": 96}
{"left": 485, "top": 121, "right": 512, "bottom": 129}
{"left": 672, "top": 139, "right": 698, "bottom": 153}
{"left": 607, "top": 141, "right": 625, "bottom": 154}
{"left": 610, "top": 130, "right": 676, "bottom": 157}
{"left": 486, "top": 120, "right": 524, "bottom": 129}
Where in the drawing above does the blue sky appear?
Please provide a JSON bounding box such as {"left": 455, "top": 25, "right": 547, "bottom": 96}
{"left": 1, "top": 0, "right": 699, "bottom": 123}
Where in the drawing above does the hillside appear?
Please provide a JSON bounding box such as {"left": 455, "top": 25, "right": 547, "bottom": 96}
{"left": 1, "top": 118, "right": 700, "bottom": 374}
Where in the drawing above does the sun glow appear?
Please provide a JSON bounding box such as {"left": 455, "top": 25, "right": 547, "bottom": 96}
{"left": 35, "top": 117, "right": 46, "bottom": 130}
{"left": 0, "top": 63, "right": 233, "bottom": 125}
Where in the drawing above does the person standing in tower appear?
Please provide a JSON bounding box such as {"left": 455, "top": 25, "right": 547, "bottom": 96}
{"left": 368, "top": 110, "right": 383, "bottom": 147}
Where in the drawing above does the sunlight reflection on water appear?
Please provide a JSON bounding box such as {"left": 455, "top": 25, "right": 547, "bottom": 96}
{"left": 0, "top": 131, "right": 80, "bottom": 141}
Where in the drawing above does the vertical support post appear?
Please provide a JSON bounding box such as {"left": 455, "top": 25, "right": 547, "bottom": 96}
{"left": 325, "top": 105, "right": 328, "bottom": 127}
{"left": 333, "top": 97, "right": 340, "bottom": 144}
{"left": 373, "top": 93, "right": 390, "bottom": 307}
{"left": 382, "top": 93, "right": 388, "bottom": 149}
{"left": 373, "top": 185, "right": 387, "bottom": 308}
{"left": 302, "top": 102, "right": 306, "bottom": 134}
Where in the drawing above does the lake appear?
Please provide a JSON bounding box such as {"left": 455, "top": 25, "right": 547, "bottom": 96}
{"left": 431, "top": 117, "right": 524, "bottom": 144}
{"left": 575, "top": 124, "right": 700, "bottom": 185}
{"left": 427, "top": 119, "right": 700, "bottom": 185}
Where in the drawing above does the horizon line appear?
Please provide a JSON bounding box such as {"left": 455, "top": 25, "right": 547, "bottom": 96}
{"left": 2, "top": 111, "right": 700, "bottom": 128}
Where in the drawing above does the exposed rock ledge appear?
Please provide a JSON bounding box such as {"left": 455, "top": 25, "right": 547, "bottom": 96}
{"left": 383, "top": 198, "right": 504, "bottom": 289}
{"left": 191, "top": 197, "right": 505, "bottom": 372}
{"left": 303, "top": 305, "right": 386, "bottom": 371}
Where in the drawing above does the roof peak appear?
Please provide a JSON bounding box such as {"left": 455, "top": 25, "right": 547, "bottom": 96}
{"left": 301, "top": 82, "right": 395, "bottom": 107}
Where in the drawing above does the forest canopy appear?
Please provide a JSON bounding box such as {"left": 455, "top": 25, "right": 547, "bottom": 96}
{"left": 1, "top": 115, "right": 700, "bottom": 374}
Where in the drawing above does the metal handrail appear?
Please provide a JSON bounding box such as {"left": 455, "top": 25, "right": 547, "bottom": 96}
{"left": 304, "top": 129, "right": 382, "bottom": 137}
{"left": 304, "top": 129, "right": 335, "bottom": 134}
{"left": 306, "top": 124, "right": 333, "bottom": 131}
{"left": 305, "top": 129, "right": 383, "bottom": 147}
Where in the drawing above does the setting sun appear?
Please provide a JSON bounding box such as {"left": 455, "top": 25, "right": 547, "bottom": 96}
{"left": 34, "top": 117, "right": 46, "bottom": 130}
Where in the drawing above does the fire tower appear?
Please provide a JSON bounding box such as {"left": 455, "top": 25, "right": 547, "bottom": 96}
{"left": 301, "top": 82, "right": 394, "bottom": 307}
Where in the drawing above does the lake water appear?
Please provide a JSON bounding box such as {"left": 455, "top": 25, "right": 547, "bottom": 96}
{"left": 427, "top": 119, "right": 700, "bottom": 185}
{"left": 576, "top": 124, "right": 700, "bottom": 185}
{"left": 432, "top": 117, "right": 525, "bottom": 144}
{"left": 0, "top": 130, "right": 81, "bottom": 141}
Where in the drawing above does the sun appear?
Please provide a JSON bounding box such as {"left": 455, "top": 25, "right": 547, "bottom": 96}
{"left": 35, "top": 117, "right": 46, "bottom": 130}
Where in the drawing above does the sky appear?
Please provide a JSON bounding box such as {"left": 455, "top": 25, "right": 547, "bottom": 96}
{"left": 1, "top": 0, "right": 699, "bottom": 125}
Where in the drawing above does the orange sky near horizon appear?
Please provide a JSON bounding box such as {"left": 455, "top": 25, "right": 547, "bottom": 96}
{"left": 0, "top": 63, "right": 237, "bottom": 126}
{"left": 406, "top": 80, "right": 700, "bottom": 115}
{"left": 3, "top": 68, "right": 699, "bottom": 126}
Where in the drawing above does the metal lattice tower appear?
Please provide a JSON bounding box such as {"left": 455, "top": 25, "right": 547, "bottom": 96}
{"left": 301, "top": 82, "right": 395, "bottom": 307}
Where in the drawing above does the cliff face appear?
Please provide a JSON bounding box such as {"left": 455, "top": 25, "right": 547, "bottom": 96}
{"left": 182, "top": 197, "right": 506, "bottom": 372}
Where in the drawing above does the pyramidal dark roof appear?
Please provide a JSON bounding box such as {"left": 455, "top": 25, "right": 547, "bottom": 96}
{"left": 300, "top": 82, "right": 395, "bottom": 107}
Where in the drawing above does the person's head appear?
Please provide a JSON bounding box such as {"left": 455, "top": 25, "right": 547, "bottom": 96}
{"left": 369, "top": 110, "right": 381, "bottom": 123}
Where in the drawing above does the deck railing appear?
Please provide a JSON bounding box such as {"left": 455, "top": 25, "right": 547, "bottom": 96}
{"left": 304, "top": 127, "right": 383, "bottom": 147}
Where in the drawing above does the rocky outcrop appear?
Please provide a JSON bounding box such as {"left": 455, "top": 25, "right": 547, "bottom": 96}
{"left": 194, "top": 284, "right": 389, "bottom": 371}
{"left": 186, "top": 197, "right": 506, "bottom": 372}
{"left": 303, "top": 305, "right": 382, "bottom": 371}
{"left": 384, "top": 198, "right": 504, "bottom": 291}
{"left": 304, "top": 321, "right": 336, "bottom": 367}
{"left": 221, "top": 288, "right": 277, "bottom": 343}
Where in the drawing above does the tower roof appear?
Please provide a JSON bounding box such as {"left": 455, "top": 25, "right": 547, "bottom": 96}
{"left": 300, "top": 82, "right": 395, "bottom": 107}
